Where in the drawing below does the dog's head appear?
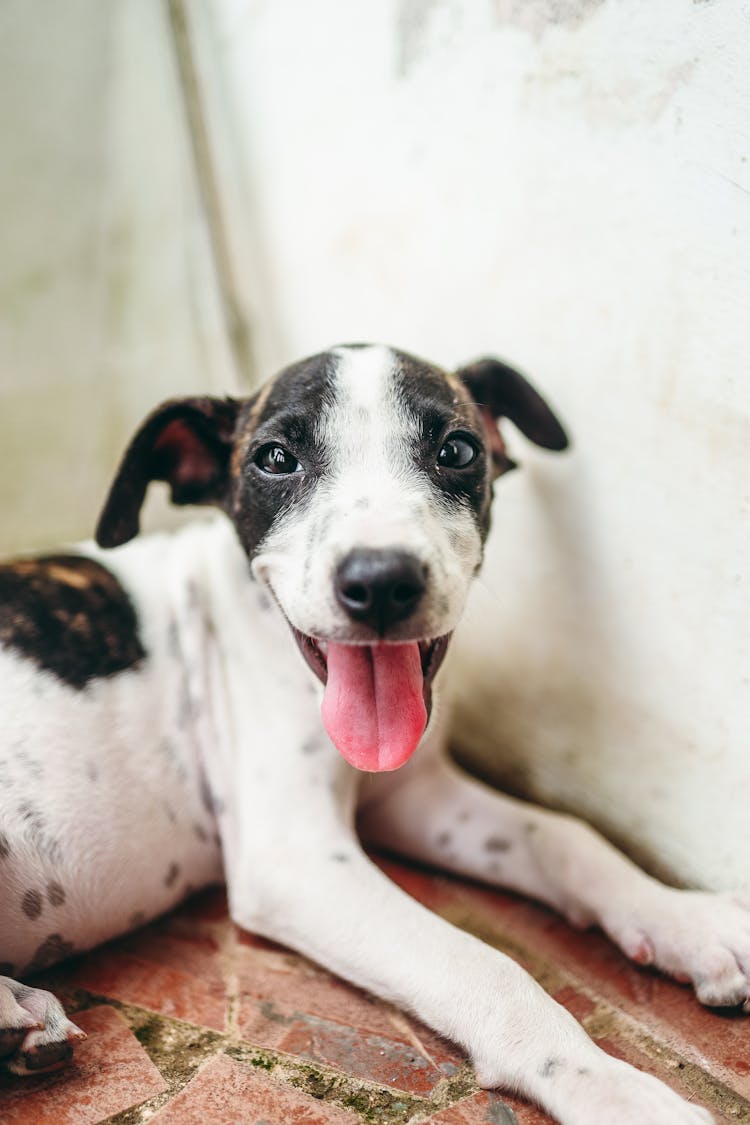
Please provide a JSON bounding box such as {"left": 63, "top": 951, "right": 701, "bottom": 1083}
{"left": 97, "top": 345, "right": 567, "bottom": 771}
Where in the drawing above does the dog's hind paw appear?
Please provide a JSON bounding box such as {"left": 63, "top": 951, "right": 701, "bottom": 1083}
{"left": 606, "top": 887, "right": 750, "bottom": 1011}
{"left": 0, "top": 975, "right": 85, "bottom": 1074}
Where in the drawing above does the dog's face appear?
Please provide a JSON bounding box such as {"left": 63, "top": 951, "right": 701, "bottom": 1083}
{"left": 234, "top": 346, "right": 492, "bottom": 643}
{"left": 97, "top": 344, "right": 567, "bottom": 771}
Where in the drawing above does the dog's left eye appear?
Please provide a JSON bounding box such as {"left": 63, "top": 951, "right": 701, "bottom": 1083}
{"left": 256, "top": 444, "right": 303, "bottom": 475}
{"left": 436, "top": 433, "right": 478, "bottom": 470}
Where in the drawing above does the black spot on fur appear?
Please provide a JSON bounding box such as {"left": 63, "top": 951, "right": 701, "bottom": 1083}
{"left": 27, "top": 933, "right": 74, "bottom": 972}
{"left": 539, "top": 1057, "right": 563, "bottom": 1078}
{"left": 330, "top": 852, "right": 350, "bottom": 863}
{"left": 21, "top": 889, "right": 43, "bottom": 920}
{"left": 47, "top": 882, "right": 66, "bottom": 907}
{"left": 301, "top": 737, "right": 322, "bottom": 755}
{"left": 485, "top": 836, "right": 512, "bottom": 853}
{"left": 198, "top": 767, "right": 217, "bottom": 815}
{"left": 0, "top": 833, "right": 9, "bottom": 859}
{"left": 0, "top": 554, "right": 146, "bottom": 690}
{"left": 165, "top": 862, "right": 180, "bottom": 887}
{"left": 436, "top": 831, "right": 452, "bottom": 848}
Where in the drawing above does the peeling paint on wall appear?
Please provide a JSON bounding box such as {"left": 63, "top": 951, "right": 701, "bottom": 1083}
{"left": 492, "top": 0, "right": 606, "bottom": 37}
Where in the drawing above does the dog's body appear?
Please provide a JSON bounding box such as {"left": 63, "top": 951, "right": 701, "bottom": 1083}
{"left": 1, "top": 345, "right": 748, "bottom": 1123}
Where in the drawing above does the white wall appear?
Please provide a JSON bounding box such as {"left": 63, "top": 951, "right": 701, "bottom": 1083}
{"left": 0, "top": 0, "right": 241, "bottom": 553}
{"left": 199, "top": 0, "right": 750, "bottom": 888}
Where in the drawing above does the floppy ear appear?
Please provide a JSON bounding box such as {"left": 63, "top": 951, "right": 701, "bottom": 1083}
{"left": 96, "top": 397, "right": 240, "bottom": 548}
{"left": 456, "top": 357, "right": 569, "bottom": 476}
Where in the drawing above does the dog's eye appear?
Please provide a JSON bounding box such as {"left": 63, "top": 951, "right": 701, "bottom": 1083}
{"left": 256, "top": 444, "right": 302, "bottom": 475}
{"left": 436, "top": 433, "right": 478, "bottom": 470}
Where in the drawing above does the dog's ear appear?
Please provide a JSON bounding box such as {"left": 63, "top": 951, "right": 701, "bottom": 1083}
{"left": 96, "top": 397, "right": 240, "bottom": 548}
{"left": 456, "top": 357, "right": 569, "bottom": 476}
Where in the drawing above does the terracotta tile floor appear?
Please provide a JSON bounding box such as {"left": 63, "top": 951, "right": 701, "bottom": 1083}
{"left": 1, "top": 853, "right": 748, "bottom": 1124}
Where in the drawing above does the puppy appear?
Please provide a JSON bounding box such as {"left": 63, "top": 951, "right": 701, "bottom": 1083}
{"left": 1, "top": 345, "right": 746, "bottom": 1124}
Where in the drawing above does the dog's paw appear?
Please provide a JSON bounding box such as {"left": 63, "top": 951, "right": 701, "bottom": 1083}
{"left": 559, "top": 1057, "right": 714, "bottom": 1125}
{"left": 0, "top": 976, "right": 85, "bottom": 1074}
{"left": 476, "top": 1053, "right": 713, "bottom": 1125}
{"left": 606, "top": 887, "right": 750, "bottom": 1009}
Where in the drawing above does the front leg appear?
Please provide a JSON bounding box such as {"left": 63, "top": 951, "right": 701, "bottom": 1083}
{"left": 227, "top": 756, "right": 711, "bottom": 1125}
{"left": 358, "top": 753, "right": 750, "bottom": 1011}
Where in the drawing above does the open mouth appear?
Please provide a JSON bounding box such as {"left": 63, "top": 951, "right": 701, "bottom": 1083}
{"left": 290, "top": 629, "right": 452, "bottom": 772}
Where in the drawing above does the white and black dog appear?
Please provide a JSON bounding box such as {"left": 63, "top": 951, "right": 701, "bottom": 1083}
{"left": 1, "top": 345, "right": 748, "bottom": 1123}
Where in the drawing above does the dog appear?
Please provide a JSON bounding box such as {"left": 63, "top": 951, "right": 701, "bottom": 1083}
{"left": 1, "top": 344, "right": 747, "bottom": 1124}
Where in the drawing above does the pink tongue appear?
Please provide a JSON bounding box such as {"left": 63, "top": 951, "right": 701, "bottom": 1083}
{"left": 321, "top": 643, "right": 427, "bottom": 771}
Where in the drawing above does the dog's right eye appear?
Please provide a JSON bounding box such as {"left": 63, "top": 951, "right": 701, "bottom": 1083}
{"left": 436, "top": 432, "right": 478, "bottom": 470}
{"left": 255, "top": 444, "right": 302, "bottom": 475}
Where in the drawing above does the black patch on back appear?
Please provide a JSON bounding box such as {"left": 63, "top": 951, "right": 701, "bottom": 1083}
{"left": 0, "top": 554, "right": 146, "bottom": 690}
{"left": 230, "top": 351, "right": 338, "bottom": 558}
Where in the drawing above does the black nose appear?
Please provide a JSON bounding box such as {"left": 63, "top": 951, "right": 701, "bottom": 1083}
{"left": 335, "top": 549, "right": 427, "bottom": 634}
